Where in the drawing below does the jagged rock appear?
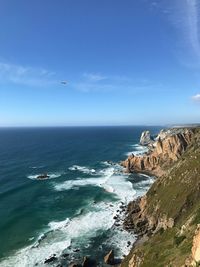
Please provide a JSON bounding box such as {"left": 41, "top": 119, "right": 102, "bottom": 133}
{"left": 104, "top": 250, "right": 115, "bottom": 265}
{"left": 140, "top": 131, "right": 153, "bottom": 146}
{"left": 122, "top": 128, "right": 194, "bottom": 176}
{"left": 44, "top": 255, "right": 57, "bottom": 264}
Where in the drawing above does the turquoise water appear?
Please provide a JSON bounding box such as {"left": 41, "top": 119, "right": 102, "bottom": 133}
{"left": 0, "top": 126, "right": 161, "bottom": 266}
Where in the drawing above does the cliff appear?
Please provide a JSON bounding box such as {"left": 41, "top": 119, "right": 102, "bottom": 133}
{"left": 122, "top": 128, "right": 194, "bottom": 177}
{"left": 121, "top": 127, "right": 200, "bottom": 267}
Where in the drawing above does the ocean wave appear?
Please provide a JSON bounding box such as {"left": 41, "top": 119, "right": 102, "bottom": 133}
{"left": 125, "top": 143, "right": 149, "bottom": 156}
{"left": 2, "top": 163, "right": 155, "bottom": 266}
{"left": 0, "top": 166, "right": 154, "bottom": 267}
{"left": 0, "top": 202, "right": 116, "bottom": 267}
{"left": 68, "top": 165, "right": 96, "bottom": 175}
{"left": 0, "top": 238, "right": 71, "bottom": 267}
{"left": 54, "top": 166, "right": 135, "bottom": 203}
{"left": 54, "top": 166, "right": 115, "bottom": 192}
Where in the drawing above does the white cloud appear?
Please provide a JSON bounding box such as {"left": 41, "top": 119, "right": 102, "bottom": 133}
{"left": 82, "top": 72, "right": 107, "bottom": 82}
{"left": 0, "top": 62, "right": 57, "bottom": 87}
{"left": 158, "top": 0, "right": 200, "bottom": 64}
{"left": 71, "top": 72, "right": 163, "bottom": 94}
{"left": 183, "top": 0, "right": 200, "bottom": 59}
{"left": 192, "top": 93, "right": 200, "bottom": 102}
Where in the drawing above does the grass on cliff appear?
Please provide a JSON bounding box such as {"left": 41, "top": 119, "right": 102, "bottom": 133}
{"left": 122, "top": 128, "right": 200, "bottom": 267}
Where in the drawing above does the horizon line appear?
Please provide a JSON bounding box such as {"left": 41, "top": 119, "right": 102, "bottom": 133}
{"left": 0, "top": 123, "right": 199, "bottom": 128}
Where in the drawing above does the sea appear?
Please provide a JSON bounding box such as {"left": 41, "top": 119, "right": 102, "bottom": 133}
{"left": 0, "top": 126, "right": 161, "bottom": 267}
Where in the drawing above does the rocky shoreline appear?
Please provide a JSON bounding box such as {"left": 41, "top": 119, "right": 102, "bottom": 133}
{"left": 122, "top": 127, "right": 195, "bottom": 240}
{"left": 43, "top": 126, "right": 198, "bottom": 267}
{"left": 120, "top": 126, "right": 200, "bottom": 267}
{"left": 42, "top": 200, "right": 130, "bottom": 267}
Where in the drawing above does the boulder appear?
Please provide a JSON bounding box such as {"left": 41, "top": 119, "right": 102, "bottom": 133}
{"left": 104, "top": 250, "right": 115, "bottom": 265}
{"left": 37, "top": 173, "right": 49, "bottom": 179}
{"left": 44, "top": 254, "right": 57, "bottom": 264}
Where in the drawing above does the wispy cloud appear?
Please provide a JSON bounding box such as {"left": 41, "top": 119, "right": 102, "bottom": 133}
{"left": 158, "top": 0, "right": 200, "bottom": 64}
{"left": 82, "top": 72, "right": 107, "bottom": 82}
{"left": 181, "top": 0, "right": 200, "bottom": 59}
{"left": 192, "top": 93, "right": 200, "bottom": 102}
{"left": 0, "top": 62, "right": 57, "bottom": 87}
{"left": 150, "top": 0, "right": 200, "bottom": 65}
{"left": 71, "top": 72, "right": 163, "bottom": 94}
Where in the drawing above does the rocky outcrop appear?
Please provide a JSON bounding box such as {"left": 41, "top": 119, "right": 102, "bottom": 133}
{"left": 37, "top": 173, "right": 50, "bottom": 179}
{"left": 104, "top": 250, "right": 115, "bottom": 265}
{"left": 122, "top": 128, "right": 194, "bottom": 176}
{"left": 139, "top": 131, "right": 153, "bottom": 146}
{"left": 191, "top": 225, "right": 200, "bottom": 264}
{"left": 124, "top": 194, "right": 174, "bottom": 238}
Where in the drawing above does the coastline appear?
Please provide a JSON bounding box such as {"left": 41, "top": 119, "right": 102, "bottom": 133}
{"left": 1, "top": 126, "right": 197, "bottom": 267}
{"left": 120, "top": 126, "right": 200, "bottom": 267}
{"left": 0, "top": 127, "right": 158, "bottom": 267}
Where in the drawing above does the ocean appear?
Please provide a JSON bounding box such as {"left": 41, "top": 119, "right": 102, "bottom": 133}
{"left": 0, "top": 126, "right": 161, "bottom": 267}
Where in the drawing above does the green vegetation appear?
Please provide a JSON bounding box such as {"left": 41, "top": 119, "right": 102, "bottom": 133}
{"left": 122, "top": 128, "right": 200, "bottom": 267}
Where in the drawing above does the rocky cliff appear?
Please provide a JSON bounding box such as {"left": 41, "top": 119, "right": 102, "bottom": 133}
{"left": 122, "top": 128, "right": 194, "bottom": 176}
{"left": 121, "top": 127, "right": 200, "bottom": 267}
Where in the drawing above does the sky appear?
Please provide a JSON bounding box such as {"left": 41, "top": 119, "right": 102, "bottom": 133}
{"left": 0, "top": 0, "right": 200, "bottom": 126}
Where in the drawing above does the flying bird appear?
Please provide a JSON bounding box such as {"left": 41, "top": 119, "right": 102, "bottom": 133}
{"left": 61, "top": 80, "right": 68, "bottom": 85}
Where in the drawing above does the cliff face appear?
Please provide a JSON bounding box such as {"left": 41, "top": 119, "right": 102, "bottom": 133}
{"left": 122, "top": 127, "right": 200, "bottom": 267}
{"left": 122, "top": 128, "right": 194, "bottom": 176}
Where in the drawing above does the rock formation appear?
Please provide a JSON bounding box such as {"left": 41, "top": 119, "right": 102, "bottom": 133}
{"left": 122, "top": 128, "right": 194, "bottom": 176}
{"left": 121, "top": 127, "right": 200, "bottom": 267}
{"left": 191, "top": 225, "right": 200, "bottom": 264}
{"left": 139, "top": 131, "right": 153, "bottom": 146}
{"left": 37, "top": 173, "right": 49, "bottom": 179}
{"left": 104, "top": 250, "right": 115, "bottom": 265}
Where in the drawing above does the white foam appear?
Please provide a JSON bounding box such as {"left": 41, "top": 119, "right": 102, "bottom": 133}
{"left": 2, "top": 164, "right": 154, "bottom": 267}
{"left": 101, "top": 161, "right": 111, "bottom": 166}
{"left": 68, "top": 165, "right": 96, "bottom": 175}
{"left": 48, "top": 218, "right": 70, "bottom": 231}
{"left": 139, "top": 173, "right": 150, "bottom": 178}
{"left": 54, "top": 167, "right": 135, "bottom": 203}
{"left": 0, "top": 239, "right": 71, "bottom": 267}
{"left": 55, "top": 167, "right": 115, "bottom": 192}
{"left": 126, "top": 144, "right": 149, "bottom": 156}
{"left": 109, "top": 228, "right": 136, "bottom": 257}
{"left": 54, "top": 177, "right": 103, "bottom": 191}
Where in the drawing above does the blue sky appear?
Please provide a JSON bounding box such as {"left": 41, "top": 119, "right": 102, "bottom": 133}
{"left": 0, "top": 0, "right": 200, "bottom": 126}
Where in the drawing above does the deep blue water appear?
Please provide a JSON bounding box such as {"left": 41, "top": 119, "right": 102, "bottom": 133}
{"left": 0, "top": 126, "right": 161, "bottom": 267}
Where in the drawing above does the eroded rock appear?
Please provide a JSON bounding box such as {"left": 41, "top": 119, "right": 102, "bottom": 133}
{"left": 122, "top": 128, "right": 194, "bottom": 176}
{"left": 104, "top": 250, "right": 115, "bottom": 265}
